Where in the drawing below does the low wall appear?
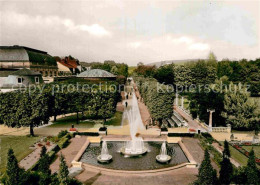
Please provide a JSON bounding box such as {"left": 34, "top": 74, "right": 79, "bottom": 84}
{"left": 72, "top": 137, "right": 197, "bottom": 172}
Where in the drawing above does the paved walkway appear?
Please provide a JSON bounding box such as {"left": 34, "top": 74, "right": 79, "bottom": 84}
{"left": 19, "top": 142, "right": 56, "bottom": 170}
{"left": 50, "top": 136, "right": 87, "bottom": 173}
{"left": 182, "top": 137, "right": 219, "bottom": 171}
{"left": 76, "top": 167, "right": 198, "bottom": 185}
{"left": 211, "top": 142, "right": 241, "bottom": 167}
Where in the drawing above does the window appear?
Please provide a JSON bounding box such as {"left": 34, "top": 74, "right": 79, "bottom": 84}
{"left": 35, "top": 77, "right": 39, "bottom": 84}
{"left": 17, "top": 77, "right": 23, "bottom": 84}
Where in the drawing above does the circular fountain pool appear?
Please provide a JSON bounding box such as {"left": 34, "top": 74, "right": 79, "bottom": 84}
{"left": 80, "top": 141, "right": 189, "bottom": 171}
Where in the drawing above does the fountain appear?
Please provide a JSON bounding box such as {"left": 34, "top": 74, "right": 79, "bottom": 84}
{"left": 120, "top": 92, "right": 147, "bottom": 156}
{"left": 156, "top": 141, "right": 171, "bottom": 163}
{"left": 97, "top": 141, "right": 112, "bottom": 163}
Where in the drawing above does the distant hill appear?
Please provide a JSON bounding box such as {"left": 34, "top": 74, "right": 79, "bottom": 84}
{"left": 147, "top": 59, "right": 201, "bottom": 67}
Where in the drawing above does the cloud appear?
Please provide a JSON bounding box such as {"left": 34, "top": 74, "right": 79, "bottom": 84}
{"left": 2, "top": 11, "right": 110, "bottom": 38}
{"left": 171, "top": 36, "right": 193, "bottom": 44}
{"left": 189, "top": 43, "right": 210, "bottom": 51}
{"left": 167, "top": 35, "right": 210, "bottom": 51}
{"left": 128, "top": 42, "right": 141, "bottom": 49}
{"left": 78, "top": 24, "right": 110, "bottom": 37}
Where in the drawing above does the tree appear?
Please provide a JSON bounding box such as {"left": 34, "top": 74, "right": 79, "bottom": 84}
{"left": 5, "top": 148, "right": 21, "bottom": 185}
{"left": 38, "top": 146, "right": 51, "bottom": 185}
{"left": 173, "top": 65, "right": 192, "bottom": 87}
{"left": 223, "top": 140, "right": 230, "bottom": 158}
{"left": 245, "top": 149, "right": 259, "bottom": 185}
{"left": 137, "top": 78, "right": 174, "bottom": 127}
{"left": 219, "top": 153, "right": 233, "bottom": 184}
{"left": 40, "top": 146, "right": 47, "bottom": 157}
{"left": 221, "top": 83, "right": 259, "bottom": 130}
{"left": 58, "top": 154, "right": 69, "bottom": 185}
{"left": 194, "top": 149, "right": 217, "bottom": 185}
{"left": 153, "top": 64, "right": 174, "bottom": 85}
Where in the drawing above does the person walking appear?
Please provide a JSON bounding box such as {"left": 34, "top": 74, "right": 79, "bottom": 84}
{"left": 125, "top": 101, "right": 128, "bottom": 107}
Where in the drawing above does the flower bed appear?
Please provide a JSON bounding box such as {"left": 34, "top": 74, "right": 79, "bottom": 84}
{"left": 230, "top": 143, "right": 260, "bottom": 165}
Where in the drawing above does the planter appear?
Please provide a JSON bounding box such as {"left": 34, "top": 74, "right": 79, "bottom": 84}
{"left": 99, "top": 127, "right": 107, "bottom": 135}
{"left": 160, "top": 128, "right": 168, "bottom": 135}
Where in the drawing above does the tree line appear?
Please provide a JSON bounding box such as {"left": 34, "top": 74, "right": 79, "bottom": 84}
{"left": 134, "top": 53, "right": 260, "bottom": 130}
{"left": 134, "top": 77, "right": 174, "bottom": 126}
{"left": 135, "top": 54, "right": 260, "bottom": 96}
{"left": 0, "top": 83, "right": 120, "bottom": 136}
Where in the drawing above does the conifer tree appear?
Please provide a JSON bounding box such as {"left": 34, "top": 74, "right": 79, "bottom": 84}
{"left": 194, "top": 149, "right": 218, "bottom": 185}
{"left": 219, "top": 153, "right": 233, "bottom": 185}
{"left": 58, "top": 154, "right": 69, "bottom": 185}
{"left": 6, "top": 148, "right": 21, "bottom": 185}
{"left": 223, "top": 140, "right": 230, "bottom": 157}
{"left": 246, "top": 149, "right": 259, "bottom": 185}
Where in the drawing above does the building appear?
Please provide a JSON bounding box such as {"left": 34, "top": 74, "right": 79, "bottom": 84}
{"left": 77, "top": 69, "right": 116, "bottom": 80}
{"left": 0, "top": 68, "right": 43, "bottom": 92}
{"left": 55, "top": 56, "right": 81, "bottom": 75}
{"left": 0, "top": 45, "right": 58, "bottom": 77}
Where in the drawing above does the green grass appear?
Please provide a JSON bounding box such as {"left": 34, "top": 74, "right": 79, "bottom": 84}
{"left": 220, "top": 141, "right": 248, "bottom": 166}
{"left": 50, "top": 111, "right": 123, "bottom": 128}
{"left": 0, "top": 136, "right": 40, "bottom": 173}
{"left": 105, "top": 111, "right": 123, "bottom": 126}
{"left": 242, "top": 146, "right": 260, "bottom": 158}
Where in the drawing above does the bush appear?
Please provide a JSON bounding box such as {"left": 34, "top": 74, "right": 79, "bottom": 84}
{"left": 58, "top": 130, "right": 69, "bottom": 139}
{"left": 73, "top": 132, "right": 99, "bottom": 136}
{"left": 168, "top": 133, "right": 195, "bottom": 137}
{"left": 99, "top": 127, "right": 107, "bottom": 131}
{"left": 58, "top": 137, "right": 69, "bottom": 149}
{"left": 201, "top": 132, "right": 214, "bottom": 144}
{"left": 48, "top": 151, "right": 56, "bottom": 161}
{"left": 161, "top": 128, "right": 168, "bottom": 131}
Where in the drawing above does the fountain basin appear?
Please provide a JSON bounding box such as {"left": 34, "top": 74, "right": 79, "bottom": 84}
{"left": 156, "top": 155, "right": 171, "bottom": 163}
{"left": 97, "top": 154, "right": 112, "bottom": 163}
{"left": 80, "top": 141, "right": 189, "bottom": 171}
{"left": 120, "top": 147, "right": 148, "bottom": 157}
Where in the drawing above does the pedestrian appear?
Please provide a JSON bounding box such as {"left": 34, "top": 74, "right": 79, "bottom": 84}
{"left": 126, "top": 94, "right": 129, "bottom": 99}
{"left": 125, "top": 101, "right": 128, "bottom": 107}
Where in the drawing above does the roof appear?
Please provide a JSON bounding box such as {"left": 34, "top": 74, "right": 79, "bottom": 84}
{"left": 0, "top": 70, "right": 16, "bottom": 77}
{"left": 10, "top": 68, "right": 41, "bottom": 76}
{"left": 77, "top": 69, "right": 116, "bottom": 78}
{"left": 56, "top": 57, "right": 79, "bottom": 69}
{"left": 0, "top": 45, "right": 57, "bottom": 66}
{"left": 57, "top": 62, "right": 72, "bottom": 72}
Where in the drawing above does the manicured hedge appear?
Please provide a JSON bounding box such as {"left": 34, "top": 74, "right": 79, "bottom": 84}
{"left": 73, "top": 132, "right": 99, "bottom": 136}
{"left": 99, "top": 127, "right": 107, "bottom": 131}
{"left": 168, "top": 133, "right": 195, "bottom": 137}
{"left": 57, "top": 137, "right": 69, "bottom": 149}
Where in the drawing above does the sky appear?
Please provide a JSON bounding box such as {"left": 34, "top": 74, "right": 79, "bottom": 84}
{"left": 0, "top": 0, "right": 259, "bottom": 66}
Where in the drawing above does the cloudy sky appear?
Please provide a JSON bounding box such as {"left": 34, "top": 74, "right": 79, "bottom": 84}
{"left": 0, "top": 0, "right": 259, "bottom": 65}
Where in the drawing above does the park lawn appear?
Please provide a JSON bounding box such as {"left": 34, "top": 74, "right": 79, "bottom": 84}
{"left": 242, "top": 146, "right": 260, "bottom": 158}
{"left": 220, "top": 141, "right": 248, "bottom": 166}
{"left": 0, "top": 136, "right": 40, "bottom": 173}
{"left": 49, "top": 111, "right": 123, "bottom": 128}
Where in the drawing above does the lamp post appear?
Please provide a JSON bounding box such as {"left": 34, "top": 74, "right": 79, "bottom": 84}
{"left": 207, "top": 109, "right": 215, "bottom": 132}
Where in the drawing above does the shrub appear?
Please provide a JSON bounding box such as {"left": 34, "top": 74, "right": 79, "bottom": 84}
{"left": 58, "top": 137, "right": 69, "bottom": 149}
{"left": 168, "top": 133, "right": 195, "bottom": 137}
{"left": 73, "top": 132, "right": 99, "bottom": 136}
{"left": 161, "top": 128, "right": 168, "bottom": 131}
{"left": 201, "top": 132, "right": 214, "bottom": 144}
{"left": 58, "top": 130, "right": 69, "bottom": 139}
{"left": 99, "top": 127, "right": 107, "bottom": 131}
{"left": 48, "top": 151, "right": 56, "bottom": 161}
